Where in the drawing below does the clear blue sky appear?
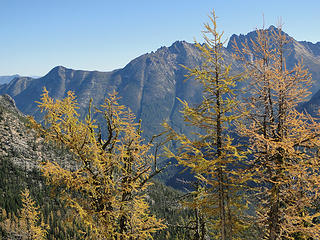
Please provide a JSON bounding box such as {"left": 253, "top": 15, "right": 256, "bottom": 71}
{"left": 1, "top": 0, "right": 319, "bottom": 76}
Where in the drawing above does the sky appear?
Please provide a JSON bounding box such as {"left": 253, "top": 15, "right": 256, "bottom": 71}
{"left": 1, "top": 0, "right": 320, "bottom": 76}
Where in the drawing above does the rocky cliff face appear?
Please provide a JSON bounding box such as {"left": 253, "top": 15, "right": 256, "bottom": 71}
{"left": 0, "top": 95, "right": 70, "bottom": 171}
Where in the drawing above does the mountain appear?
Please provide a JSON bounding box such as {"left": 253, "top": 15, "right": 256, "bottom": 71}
{"left": 0, "top": 41, "right": 209, "bottom": 139}
{"left": 2, "top": 26, "right": 320, "bottom": 139}
{"left": 0, "top": 75, "right": 20, "bottom": 85}
{"left": 228, "top": 26, "right": 320, "bottom": 95}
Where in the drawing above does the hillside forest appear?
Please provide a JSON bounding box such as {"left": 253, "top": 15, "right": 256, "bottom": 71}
{"left": 1, "top": 10, "right": 320, "bottom": 240}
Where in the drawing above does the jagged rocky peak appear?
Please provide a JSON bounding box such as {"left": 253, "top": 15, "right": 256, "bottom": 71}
{"left": 226, "top": 25, "right": 291, "bottom": 50}
{"left": 169, "top": 40, "right": 191, "bottom": 51}
{"left": 227, "top": 32, "right": 251, "bottom": 50}
{"left": 152, "top": 40, "right": 196, "bottom": 56}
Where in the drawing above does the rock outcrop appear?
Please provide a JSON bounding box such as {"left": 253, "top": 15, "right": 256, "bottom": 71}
{"left": 0, "top": 95, "right": 71, "bottom": 171}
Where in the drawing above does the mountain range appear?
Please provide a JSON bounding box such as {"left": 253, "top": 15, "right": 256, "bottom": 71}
{"left": 1, "top": 26, "right": 320, "bottom": 140}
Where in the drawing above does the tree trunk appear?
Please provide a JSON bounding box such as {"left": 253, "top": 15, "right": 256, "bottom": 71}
{"left": 269, "top": 184, "right": 279, "bottom": 240}
{"left": 218, "top": 167, "right": 227, "bottom": 240}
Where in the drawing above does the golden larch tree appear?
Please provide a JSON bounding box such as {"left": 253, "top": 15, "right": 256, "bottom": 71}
{"left": 233, "top": 24, "right": 320, "bottom": 239}
{"left": 165, "top": 10, "right": 249, "bottom": 240}
{"left": 28, "top": 89, "right": 166, "bottom": 239}
{"left": 0, "top": 188, "right": 48, "bottom": 240}
{"left": 19, "top": 189, "right": 48, "bottom": 240}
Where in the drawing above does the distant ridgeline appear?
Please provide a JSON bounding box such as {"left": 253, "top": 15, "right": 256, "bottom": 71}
{"left": 0, "top": 75, "right": 20, "bottom": 85}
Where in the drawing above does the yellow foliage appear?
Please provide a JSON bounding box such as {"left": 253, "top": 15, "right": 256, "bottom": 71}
{"left": 28, "top": 89, "right": 166, "bottom": 239}
{"left": 0, "top": 189, "right": 48, "bottom": 240}
{"left": 234, "top": 24, "right": 320, "bottom": 239}
{"left": 164, "top": 10, "right": 250, "bottom": 240}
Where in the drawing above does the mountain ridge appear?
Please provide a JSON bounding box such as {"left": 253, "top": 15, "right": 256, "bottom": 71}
{"left": 2, "top": 26, "right": 320, "bottom": 139}
{"left": 0, "top": 40, "right": 205, "bottom": 139}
